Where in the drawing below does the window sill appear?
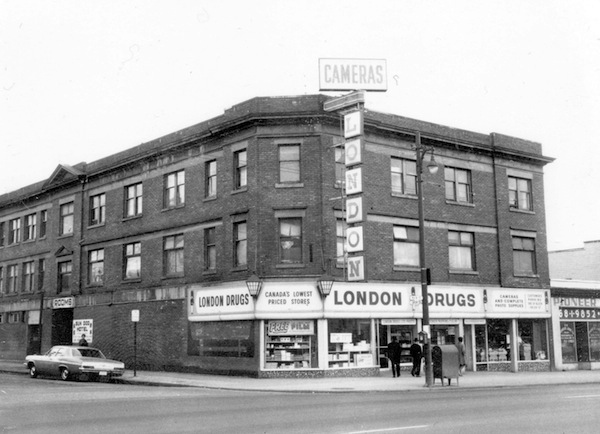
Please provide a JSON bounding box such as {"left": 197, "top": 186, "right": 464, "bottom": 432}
{"left": 276, "top": 263, "right": 305, "bottom": 269}
{"left": 161, "top": 205, "right": 185, "bottom": 212}
{"left": 391, "top": 192, "right": 417, "bottom": 200}
{"left": 509, "top": 208, "right": 535, "bottom": 215}
{"left": 203, "top": 196, "right": 217, "bottom": 202}
{"left": 162, "top": 274, "right": 185, "bottom": 280}
{"left": 87, "top": 283, "right": 104, "bottom": 288}
{"left": 231, "top": 266, "right": 249, "bottom": 272}
{"left": 58, "top": 233, "right": 74, "bottom": 239}
{"left": 393, "top": 266, "right": 420, "bottom": 272}
{"left": 203, "top": 269, "right": 217, "bottom": 276}
{"left": 449, "top": 269, "right": 479, "bottom": 276}
{"left": 87, "top": 223, "right": 105, "bottom": 230}
{"left": 445, "top": 200, "right": 474, "bottom": 208}
{"left": 122, "top": 278, "right": 142, "bottom": 284}
{"left": 513, "top": 273, "right": 539, "bottom": 278}
{"left": 122, "top": 215, "right": 142, "bottom": 222}
{"left": 275, "top": 183, "right": 304, "bottom": 189}
{"left": 231, "top": 187, "right": 248, "bottom": 195}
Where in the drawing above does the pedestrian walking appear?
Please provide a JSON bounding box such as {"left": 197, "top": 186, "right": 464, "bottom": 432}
{"left": 410, "top": 338, "right": 422, "bottom": 377}
{"left": 456, "top": 336, "right": 466, "bottom": 375}
{"left": 387, "top": 336, "right": 402, "bottom": 378}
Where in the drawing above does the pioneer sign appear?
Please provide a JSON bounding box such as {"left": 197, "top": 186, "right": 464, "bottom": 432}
{"left": 319, "top": 58, "right": 387, "bottom": 92}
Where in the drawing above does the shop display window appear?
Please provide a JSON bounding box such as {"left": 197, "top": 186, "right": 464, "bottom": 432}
{"left": 561, "top": 321, "right": 600, "bottom": 363}
{"left": 188, "top": 320, "right": 255, "bottom": 358}
{"left": 475, "top": 319, "right": 510, "bottom": 363}
{"left": 328, "top": 319, "right": 374, "bottom": 368}
{"left": 517, "top": 319, "right": 548, "bottom": 361}
{"left": 264, "top": 320, "right": 316, "bottom": 370}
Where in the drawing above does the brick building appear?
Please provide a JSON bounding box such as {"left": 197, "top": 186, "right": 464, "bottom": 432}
{"left": 549, "top": 242, "right": 600, "bottom": 370}
{"left": 0, "top": 94, "right": 554, "bottom": 377}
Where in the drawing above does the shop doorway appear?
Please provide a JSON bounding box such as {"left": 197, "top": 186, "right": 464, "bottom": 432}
{"left": 377, "top": 322, "right": 414, "bottom": 369}
{"left": 27, "top": 325, "right": 42, "bottom": 355}
{"left": 51, "top": 308, "right": 73, "bottom": 346}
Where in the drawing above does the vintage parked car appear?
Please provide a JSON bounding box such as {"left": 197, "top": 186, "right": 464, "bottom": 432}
{"left": 25, "top": 345, "right": 125, "bottom": 381}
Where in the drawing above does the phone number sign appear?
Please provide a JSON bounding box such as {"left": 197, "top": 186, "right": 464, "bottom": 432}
{"left": 560, "top": 308, "right": 600, "bottom": 320}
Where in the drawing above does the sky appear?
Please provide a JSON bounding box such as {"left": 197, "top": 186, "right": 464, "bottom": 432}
{"left": 1, "top": 0, "right": 599, "bottom": 252}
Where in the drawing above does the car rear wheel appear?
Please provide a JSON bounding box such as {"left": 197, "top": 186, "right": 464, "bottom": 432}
{"left": 29, "top": 365, "right": 38, "bottom": 378}
{"left": 60, "top": 367, "right": 70, "bottom": 381}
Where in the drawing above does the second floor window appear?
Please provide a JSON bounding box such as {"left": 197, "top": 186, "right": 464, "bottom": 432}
{"left": 40, "top": 210, "right": 47, "bottom": 238}
{"left": 335, "top": 147, "right": 345, "bottom": 188}
{"left": 90, "top": 193, "right": 106, "bottom": 226}
{"left": 58, "top": 261, "right": 72, "bottom": 293}
{"left": 0, "top": 222, "right": 4, "bottom": 246}
{"left": 204, "top": 228, "right": 216, "bottom": 271}
{"left": 38, "top": 259, "right": 46, "bottom": 291}
{"left": 125, "top": 183, "right": 143, "bottom": 217}
{"left": 393, "top": 226, "right": 420, "bottom": 267}
{"left": 448, "top": 231, "right": 475, "bottom": 271}
{"left": 0, "top": 266, "right": 3, "bottom": 293}
{"left": 60, "top": 202, "right": 74, "bottom": 236}
{"left": 234, "top": 221, "right": 247, "bottom": 267}
{"left": 509, "top": 176, "right": 532, "bottom": 211}
{"left": 445, "top": 167, "right": 472, "bottom": 203}
{"left": 124, "top": 242, "right": 141, "bottom": 280}
{"left": 7, "top": 264, "right": 18, "bottom": 293}
{"left": 164, "top": 170, "right": 185, "bottom": 209}
{"left": 205, "top": 161, "right": 217, "bottom": 198}
{"left": 513, "top": 236, "right": 536, "bottom": 275}
{"left": 22, "top": 261, "right": 35, "bottom": 292}
{"left": 9, "top": 218, "right": 20, "bottom": 244}
{"left": 279, "top": 218, "right": 302, "bottom": 264}
{"left": 279, "top": 145, "right": 300, "bottom": 183}
{"left": 24, "top": 214, "right": 36, "bottom": 241}
{"left": 88, "top": 249, "right": 104, "bottom": 285}
{"left": 164, "top": 234, "right": 184, "bottom": 276}
{"left": 391, "top": 158, "right": 417, "bottom": 195}
{"left": 234, "top": 150, "right": 247, "bottom": 189}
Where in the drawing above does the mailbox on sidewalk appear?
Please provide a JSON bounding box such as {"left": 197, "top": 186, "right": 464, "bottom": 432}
{"left": 432, "top": 345, "right": 460, "bottom": 386}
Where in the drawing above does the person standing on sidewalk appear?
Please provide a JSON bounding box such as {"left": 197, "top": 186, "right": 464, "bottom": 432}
{"left": 387, "top": 336, "right": 402, "bottom": 378}
{"left": 456, "top": 336, "right": 466, "bottom": 375}
{"left": 410, "top": 338, "right": 422, "bottom": 377}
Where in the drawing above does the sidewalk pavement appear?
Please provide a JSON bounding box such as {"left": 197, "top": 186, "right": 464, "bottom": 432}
{"left": 3, "top": 359, "right": 600, "bottom": 393}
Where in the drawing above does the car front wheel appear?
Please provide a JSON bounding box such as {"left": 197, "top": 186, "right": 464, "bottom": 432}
{"left": 29, "top": 365, "right": 38, "bottom": 378}
{"left": 60, "top": 367, "right": 70, "bottom": 381}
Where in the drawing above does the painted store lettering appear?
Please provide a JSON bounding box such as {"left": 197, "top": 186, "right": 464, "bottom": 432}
{"left": 334, "top": 291, "right": 402, "bottom": 306}
{"left": 198, "top": 293, "right": 249, "bottom": 308}
{"left": 429, "top": 293, "right": 476, "bottom": 307}
{"left": 323, "top": 64, "right": 385, "bottom": 85}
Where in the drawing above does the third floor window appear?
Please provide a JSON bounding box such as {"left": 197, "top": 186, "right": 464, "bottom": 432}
{"left": 448, "top": 231, "right": 475, "bottom": 271}
{"left": 60, "top": 202, "right": 74, "bottom": 236}
{"left": 205, "top": 161, "right": 217, "bottom": 198}
{"left": 90, "top": 193, "right": 106, "bottom": 226}
{"left": 445, "top": 167, "right": 472, "bottom": 203}
{"left": 234, "top": 221, "right": 247, "bottom": 268}
{"left": 279, "top": 145, "right": 300, "bottom": 183}
{"left": 391, "top": 158, "right": 417, "bottom": 196}
{"left": 509, "top": 176, "right": 532, "bottom": 211}
{"left": 9, "top": 218, "right": 20, "bottom": 244}
{"left": 125, "top": 183, "right": 143, "bottom": 217}
{"left": 164, "top": 170, "right": 185, "bottom": 209}
{"left": 393, "top": 226, "right": 420, "bottom": 267}
{"left": 279, "top": 218, "right": 302, "bottom": 264}
{"left": 234, "top": 150, "right": 247, "bottom": 189}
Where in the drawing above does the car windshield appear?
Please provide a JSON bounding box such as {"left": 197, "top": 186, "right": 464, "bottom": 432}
{"left": 73, "top": 348, "right": 105, "bottom": 359}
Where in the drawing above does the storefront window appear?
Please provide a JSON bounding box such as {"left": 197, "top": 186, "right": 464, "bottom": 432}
{"left": 475, "top": 319, "right": 510, "bottom": 363}
{"left": 188, "top": 320, "right": 255, "bottom": 358}
{"left": 560, "top": 322, "right": 577, "bottom": 363}
{"left": 517, "top": 319, "right": 548, "bottom": 361}
{"left": 264, "top": 320, "right": 316, "bottom": 370}
{"left": 328, "top": 319, "right": 373, "bottom": 368}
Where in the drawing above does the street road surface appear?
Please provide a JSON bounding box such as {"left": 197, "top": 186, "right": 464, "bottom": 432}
{"left": 1, "top": 373, "right": 599, "bottom": 433}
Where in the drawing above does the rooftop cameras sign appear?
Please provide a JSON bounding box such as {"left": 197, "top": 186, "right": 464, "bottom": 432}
{"left": 319, "top": 58, "right": 387, "bottom": 92}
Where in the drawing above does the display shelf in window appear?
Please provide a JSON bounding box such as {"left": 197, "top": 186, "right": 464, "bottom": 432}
{"left": 328, "top": 341, "right": 373, "bottom": 368}
{"left": 265, "top": 335, "right": 312, "bottom": 369}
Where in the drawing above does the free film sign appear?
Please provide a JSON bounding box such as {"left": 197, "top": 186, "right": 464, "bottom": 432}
{"left": 319, "top": 58, "right": 387, "bottom": 91}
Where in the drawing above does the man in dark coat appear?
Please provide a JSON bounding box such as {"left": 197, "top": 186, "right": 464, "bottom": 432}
{"left": 410, "top": 338, "right": 422, "bottom": 377}
{"left": 387, "top": 336, "right": 402, "bottom": 378}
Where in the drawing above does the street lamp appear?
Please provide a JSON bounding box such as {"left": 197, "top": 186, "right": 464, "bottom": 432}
{"left": 317, "top": 274, "right": 335, "bottom": 298}
{"left": 415, "top": 131, "right": 438, "bottom": 387}
{"left": 246, "top": 273, "right": 263, "bottom": 298}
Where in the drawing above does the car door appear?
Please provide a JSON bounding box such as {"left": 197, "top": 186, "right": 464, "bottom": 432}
{"left": 35, "top": 347, "right": 58, "bottom": 375}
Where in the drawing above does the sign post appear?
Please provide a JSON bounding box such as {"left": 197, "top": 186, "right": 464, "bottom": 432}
{"left": 131, "top": 309, "right": 139, "bottom": 376}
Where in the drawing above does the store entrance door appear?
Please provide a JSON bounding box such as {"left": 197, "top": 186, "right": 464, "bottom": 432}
{"left": 51, "top": 308, "right": 73, "bottom": 346}
{"left": 377, "top": 322, "right": 414, "bottom": 369}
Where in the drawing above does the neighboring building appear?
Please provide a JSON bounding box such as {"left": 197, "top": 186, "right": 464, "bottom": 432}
{"left": 0, "top": 94, "right": 554, "bottom": 377}
{"left": 549, "top": 242, "right": 600, "bottom": 370}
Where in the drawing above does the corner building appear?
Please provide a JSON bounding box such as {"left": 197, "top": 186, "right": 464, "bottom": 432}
{"left": 0, "top": 95, "right": 554, "bottom": 377}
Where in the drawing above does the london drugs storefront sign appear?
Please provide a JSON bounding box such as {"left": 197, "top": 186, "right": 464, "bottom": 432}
{"left": 188, "top": 284, "right": 255, "bottom": 322}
